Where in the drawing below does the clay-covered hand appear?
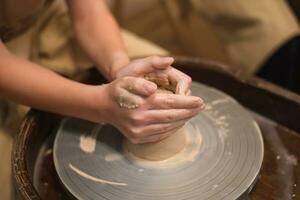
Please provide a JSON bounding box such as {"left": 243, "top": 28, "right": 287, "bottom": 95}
{"left": 99, "top": 76, "right": 204, "bottom": 144}
{"left": 112, "top": 56, "right": 192, "bottom": 95}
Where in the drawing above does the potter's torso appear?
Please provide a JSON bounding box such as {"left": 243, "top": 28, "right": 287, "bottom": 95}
{"left": 0, "top": 0, "right": 51, "bottom": 41}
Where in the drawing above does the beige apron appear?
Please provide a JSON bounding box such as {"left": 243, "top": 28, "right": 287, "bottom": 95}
{"left": 162, "top": 0, "right": 300, "bottom": 75}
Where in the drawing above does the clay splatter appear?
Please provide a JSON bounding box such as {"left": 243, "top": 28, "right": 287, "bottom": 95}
{"left": 210, "top": 98, "right": 232, "bottom": 106}
{"left": 204, "top": 108, "right": 230, "bottom": 142}
{"left": 69, "top": 164, "right": 127, "bottom": 186}
{"left": 79, "top": 125, "right": 103, "bottom": 153}
{"left": 104, "top": 153, "right": 123, "bottom": 162}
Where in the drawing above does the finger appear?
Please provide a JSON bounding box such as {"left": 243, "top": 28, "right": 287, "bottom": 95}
{"left": 148, "top": 93, "right": 203, "bottom": 109}
{"left": 177, "top": 79, "right": 191, "bottom": 95}
{"left": 120, "top": 77, "right": 157, "bottom": 96}
{"left": 186, "top": 90, "right": 191, "bottom": 96}
{"left": 167, "top": 68, "right": 192, "bottom": 95}
{"left": 116, "top": 88, "right": 143, "bottom": 109}
{"left": 145, "top": 106, "right": 204, "bottom": 124}
{"left": 132, "top": 56, "right": 174, "bottom": 76}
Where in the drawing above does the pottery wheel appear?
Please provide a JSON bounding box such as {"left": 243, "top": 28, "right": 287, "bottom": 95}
{"left": 53, "top": 82, "right": 264, "bottom": 200}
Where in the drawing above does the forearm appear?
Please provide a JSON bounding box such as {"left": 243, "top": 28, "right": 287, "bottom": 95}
{"left": 67, "top": 0, "right": 129, "bottom": 81}
{"left": 0, "top": 45, "right": 107, "bottom": 123}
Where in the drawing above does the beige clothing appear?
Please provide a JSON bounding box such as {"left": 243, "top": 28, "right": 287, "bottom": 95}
{"left": 162, "top": 0, "right": 300, "bottom": 75}
{"left": 0, "top": 0, "right": 52, "bottom": 41}
{"left": 4, "top": 0, "right": 167, "bottom": 75}
{"left": 192, "top": 0, "right": 300, "bottom": 74}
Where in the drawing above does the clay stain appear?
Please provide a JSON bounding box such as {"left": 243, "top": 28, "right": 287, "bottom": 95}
{"left": 69, "top": 164, "right": 127, "bottom": 186}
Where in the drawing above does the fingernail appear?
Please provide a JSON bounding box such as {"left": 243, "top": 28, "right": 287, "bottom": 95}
{"left": 200, "top": 103, "right": 206, "bottom": 110}
{"left": 145, "top": 82, "right": 157, "bottom": 94}
{"left": 163, "top": 57, "right": 174, "bottom": 64}
{"left": 198, "top": 98, "right": 204, "bottom": 104}
{"left": 191, "top": 96, "right": 203, "bottom": 104}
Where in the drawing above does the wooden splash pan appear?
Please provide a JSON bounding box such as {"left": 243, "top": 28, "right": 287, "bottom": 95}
{"left": 12, "top": 57, "right": 300, "bottom": 200}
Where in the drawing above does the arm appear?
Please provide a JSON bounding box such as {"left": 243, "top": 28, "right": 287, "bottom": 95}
{"left": 0, "top": 42, "right": 203, "bottom": 143}
{"left": 0, "top": 41, "right": 104, "bottom": 123}
{"left": 66, "top": 0, "right": 193, "bottom": 94}
{"left": 67, "top": 0, "right": 195, "bottom": 94}
{"left": 66, "top": 0, "right": 129, "bottom": 81}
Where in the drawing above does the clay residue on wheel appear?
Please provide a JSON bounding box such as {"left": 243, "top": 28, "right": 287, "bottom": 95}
{"left": 79, "top": 125, "right": 102, "bottom": 153}
{"left": 69, "top": 163, "right": 127, "bottom": 186}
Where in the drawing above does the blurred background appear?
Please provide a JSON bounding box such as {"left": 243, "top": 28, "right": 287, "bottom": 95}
{"left": 6, "top": 0, "right": 298, "bottom": 93}
{"left": 109, "top": 0, "right": 300, "bottom": 93}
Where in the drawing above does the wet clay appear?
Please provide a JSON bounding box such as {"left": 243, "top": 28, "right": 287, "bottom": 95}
{"left": 144, "top": 72, "right": 176, "bottom": 92}
{"left": 124, "top": 76, "right": 187, "bottom": 161}
{"left": 124, "top": 126, "right": 187, "bottom": 161}
{"left": 123, "top": 123, "right": 202, "bottom": 168}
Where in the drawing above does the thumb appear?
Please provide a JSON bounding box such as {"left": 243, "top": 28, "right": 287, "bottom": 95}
{"left": 133, "top": 56, "right": 174, "bottom": 75}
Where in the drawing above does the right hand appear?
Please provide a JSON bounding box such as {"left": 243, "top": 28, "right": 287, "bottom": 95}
{"left": 113, "top": 56, "right": 193, "bottom": 95}
{"left": 99, "top": 76, "right": 205, "bottom": 144}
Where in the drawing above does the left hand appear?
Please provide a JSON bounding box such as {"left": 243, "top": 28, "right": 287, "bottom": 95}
{"left": 112, "top": 56, "right": 192, "bottom": 95}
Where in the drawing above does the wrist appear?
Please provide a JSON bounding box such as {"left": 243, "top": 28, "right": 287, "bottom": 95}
{"left": 108, "top": 52, "right": 130, "bottom": 81}
{"left": 87, "top": 84, "right": 112, "bottom": 124}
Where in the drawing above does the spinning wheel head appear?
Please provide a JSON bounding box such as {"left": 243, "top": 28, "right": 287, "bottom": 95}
{"left": 53, "top": 82, "right": 264, "bottom": 200}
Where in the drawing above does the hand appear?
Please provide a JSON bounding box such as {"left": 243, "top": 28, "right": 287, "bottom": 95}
{"left": 99, "top": 76, "right": 204, "bottom": 144}
{"left": 112, "top": 56, "right": 192, "bottom": 95}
